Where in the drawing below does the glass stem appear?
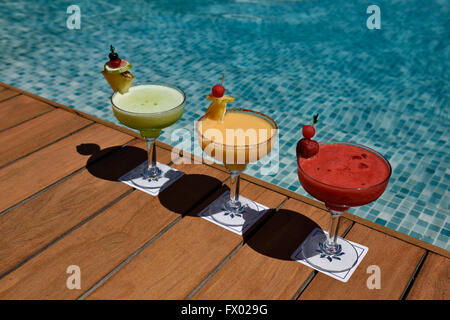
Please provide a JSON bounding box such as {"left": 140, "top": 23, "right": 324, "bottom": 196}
{"left": 144, "top": 137, "right": 162, "bottom": 179}
{"left": 229, "top": 170, "right": 241, "bottom": 204}
{"left": 146, "top": 137, "right": 157, "bottom": 169}
{"left": 324, "top": 210, "right": 342, "bottom": 254}
{"left": 224, "top": 170, "right": 244, "bottom": 214}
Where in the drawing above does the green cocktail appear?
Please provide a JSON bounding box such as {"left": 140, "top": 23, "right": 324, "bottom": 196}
{"left": 111, "top": 84, "right": 186, "bottom": 180}
{"left": 112, "top": 84, "right": 185, "bottom": 138}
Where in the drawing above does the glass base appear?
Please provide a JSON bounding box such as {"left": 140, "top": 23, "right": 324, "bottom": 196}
{"left": 300, "top": 233, "right": 359, "bottom": 273}
{"left": 119, "top": 161, "right": 184, "bottom": 196}
{"left": 207, "top": 195, "right": 254, "bottom": 227}
{"left": 223, "top": 199, "right": 244, "bottom": 214}
{"left": 124, "top": 163, "right": 165, "bottom": 190}
{"left": 201, "top": 191, "right": 269, "bottom": 231}
{"left": 143, "top": 165, "right": 163, "bottom": 181}
{"left": 209, "top": 200, "right": 247, "bottom": 227}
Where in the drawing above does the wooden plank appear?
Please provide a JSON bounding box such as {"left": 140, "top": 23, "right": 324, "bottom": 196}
{"left": 406, "top": 253, "right": 449, "bottom": 300}
{"left": 299, "top": 223, "right": 425, "bottom": 300}
{"left": 0, "top": 88, "right": 20, "bottom": 102}
{"left": 0, "top": 95, "right": 54, "bottom": 131}
{"left": 0, "top": 188, "right": 177, "bottom": 299}
{"left": 0, "top": 142, "right": 202, "bottom": 299}
{"left": 0, "top": 109, "right": 92, "bottom": 167}
{"left": 0, "top": 123, "right": 133, "bottom": 213}
{"left": 85, "top": 180, "right": 287, "bottom": 299}
{"left": 0, "top": 139, "right": 161, "bottom": 277}
{"left": 191, "top": 198, "right": 352, "bottom": 299}
{"left": 0, "top": 156, "right": 226, "bottom": 299}
{"left": 0, "top": 158, "right": 228, "bottom": 299}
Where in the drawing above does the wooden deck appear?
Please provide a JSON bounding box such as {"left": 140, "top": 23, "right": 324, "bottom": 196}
{"left": 0, "top": 82, "right": 448, "bottom": 300}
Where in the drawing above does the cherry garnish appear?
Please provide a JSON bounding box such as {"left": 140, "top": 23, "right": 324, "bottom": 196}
{"left": 211, "top": 74, "right": 226, "bottom": 98}
{"left": 301, "top": 114, "right": 318, "bottom": 139}
{"left": 211, "top": 84, "right": 225, "bottom": 98}
{"left": 302, "top": 125, "right": 315, "bottom": 139}
{"left": 108, "top": 45, "right": 122, "bottom": 68}
{"left": 297, "top": 139, "right": 319, "bottom": 159}
{"left": 297, "top": 114, "right": 320, "bottom": 159}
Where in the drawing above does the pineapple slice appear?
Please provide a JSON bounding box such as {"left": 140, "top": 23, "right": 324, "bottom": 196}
{"left": 102, "top": 70, "right": 134, "bottom": 94}
{"left": 206, "top": 95, "right": 235, "bottom": 103}
{"left": 204, "top": 95, "right": 235, "bottom": 121}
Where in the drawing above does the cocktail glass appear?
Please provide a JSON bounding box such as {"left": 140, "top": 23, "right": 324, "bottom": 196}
{"left": 297, "top": 141, "right": 391, "bottom": 272}
{"left": 111, "top": 84, "right": 185, "bottom": 182}
{"left": 196, "top": 108, "right": 278, "bottom": 226}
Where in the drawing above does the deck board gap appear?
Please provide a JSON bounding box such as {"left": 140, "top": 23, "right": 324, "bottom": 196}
{"left": 292, "top": 271, "right": 318, "bottom": 300}
{"left": 0, "top": 136, "right": 135, "bottom": 217}
{"left": 0, "top": 122, "right": 94, "bottom": 171}
{"left": 0, "top": 92, "right": 21, "bottom": 103}
{"left": 185, "top": 242, "right": 244, "bottom": 300}
{"left": 341, "top": 220, "right": 355, "bottom": 238}
{"left": 0, "top": 188, "right": 135, "bottom": 281}
{"left": 275, "top": 197, "right": 290, "bottom": 211}
{"left": 0, "top": 109, "right": 54, "bottom": 134}
{"left": 78, "top": 214, "right": 185, "bottom": 300}
{"left": 0, "top": 166, "right": 87, "bottom": 217}
{"left": 400, "top": 251, "right": 429, "bottom": 300}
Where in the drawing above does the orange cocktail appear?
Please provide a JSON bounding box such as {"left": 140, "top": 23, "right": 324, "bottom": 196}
{"left": 196, "top": 77, "right": 277, "bottom": 222}
{"left": 197, "top": 108, "right": 277, "bottom": 171}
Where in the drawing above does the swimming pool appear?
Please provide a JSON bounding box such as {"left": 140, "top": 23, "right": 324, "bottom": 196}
{"left": 1, "top": 0, "right": 448, "bottom": 250}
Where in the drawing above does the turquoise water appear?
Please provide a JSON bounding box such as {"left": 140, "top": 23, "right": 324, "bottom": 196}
{"left": 0, "top": 0, "right": 448, "bottom": 250}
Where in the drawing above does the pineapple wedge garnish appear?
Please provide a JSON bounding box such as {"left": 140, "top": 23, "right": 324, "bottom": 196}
{"left": 102, "top": 46, "right": 134, "bottom": 94}
{"left": 102, "top": 70, "right": 134, "bottom": 94}
{"left": 205, "top": 95, "right": 235, "bottom": 121}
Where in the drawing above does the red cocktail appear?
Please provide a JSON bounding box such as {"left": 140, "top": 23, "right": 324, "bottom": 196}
{"left": 298, "top": 142, "right": 391, "bottom": 211}
{"left": 297, "top": 141, "right": 391, "bottom": 272}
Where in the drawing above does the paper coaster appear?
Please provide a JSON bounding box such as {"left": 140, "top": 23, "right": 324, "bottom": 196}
{"left": 291, "top": 228, "right": 368, "bottom": 283}
{"left": 119, "top": 161, "right": 184, "bottom": 196}
{"left": 198, "top": 191, "right": 269, "bottom": 235}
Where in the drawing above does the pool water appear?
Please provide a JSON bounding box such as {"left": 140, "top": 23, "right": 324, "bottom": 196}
{"left": 1, "top": 0, "right": 448, "bottom": 250}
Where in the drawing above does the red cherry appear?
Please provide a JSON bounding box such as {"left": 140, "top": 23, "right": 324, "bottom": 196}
{"left": 109, "top": 58, "right": 122, "bottom": 68}
{"left": 302, "top": 125, "right": 315, "bottom": 139}
{"left": 211, "top": 84, "right": 225, "bottom": 98}
{"left": 296, "top": 138, "right": 319, "bottom": 159}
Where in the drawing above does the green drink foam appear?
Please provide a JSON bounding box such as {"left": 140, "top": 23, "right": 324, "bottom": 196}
{"left": 113, "top": 84, "right": 184, "bottom": 113}
{"left": 111, "top": 84, "right": 185, "bottom": 138}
